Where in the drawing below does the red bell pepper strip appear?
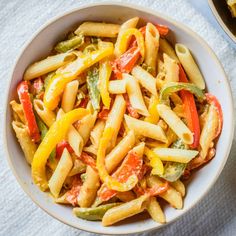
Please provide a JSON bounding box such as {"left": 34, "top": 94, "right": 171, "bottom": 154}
{"left": 17, "top": 81, "right": 40, "bottom": 142}
{"left": 98, "top": 151, "right": 143, "bottom": 202}
{"left": 79, "top": 152, "right": 97, "bottom": 171}
{"left": 56, "top": 140, "right": 74, "bottom": 159}
{"left": 123, "top": 94, "right": 140, "bottom": 119}
{"left": 78, "top": 96, "right": 89, "bottom": 108}
{"left": 134, "top": 181, "right": 169, "bottom": 197}
{"left": 178, "top": 64, "right": 200, "bottom": 149}
{"left": 65, "top": 176, "right": 83, "bottom": 206}
{"left": 98, "top": 106, "right": 110, "bottom": 120}
{"left": 112, "top": 46, "right": 140, "bottom": 79}
{"left": 205, "top": 93, "right": 223, "bottom": 138}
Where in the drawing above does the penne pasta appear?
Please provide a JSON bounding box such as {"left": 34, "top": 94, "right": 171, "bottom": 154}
{"left": 199, "top": 105, "right": 219, "bottom": 159}
{"left": 157, "top": 104, "right": 193, "bottom": 144}
{"left": 102, "top": 195, "right": 148, "bottom": 226}
{"left": 61, "top": 80, "right": 79, "bottom": 112}
{"left": 12, "top": 121, "right": 37, "bottom": 164}
{"left": 105, "top": 95, "right": 126, "bottom": 150}
{"left": 144, "top": 23, "right": 160, "bottom": 76}
{"left": 152, "top": 148, "right": 198, "bottom": 163}
{"left": 124, "top": 73, "right": 149, "bottom": 116}
{"left": 163, "top": 53, "right": 179, "bottom": 82}
{"left": 170, "top": 180, "right": 185, "bottom": 197}
{"left": 90, "top": 120, "right": 105, "bottom": 148}
{"left": 147, "top": 197, "right": 166, "bottom": 223}
{"left": 10, "top": 100, "right": 25, "bottom": 124}
{"left": 76, "top": 112, "right": 97, "bottom": 145}
{"left": 114, "top": 17, "right": 139, "bottom": 57}
{"left": 159, "top": 38, "right": 179, "bottom": 62}
{"left": 75, "top": 22, "right": 120, "bottom": 38}
{"left": 34, "top": 99, "right": 56, "bottom": 127}
{"left": 108, "top": 79, "right": 127, "bottom": 94}
{"left": 131, "top": 66, "right": 158, "bottom": 97}
{"left": 48, "top": 148, "right": 73, "bottom": 198}
{"left": 175, "top": 43, "right": 205, "bottom": 89}
{"left": 24, "top": 51, "right": 76, "bottom": 80}
{"left": 105, "top": 130, "right": 136, "bottom": 173}
{"left": 77, "top": 166, "right": 100, "bottom": 207}
{"left": 124, "top": 114, "right": 167, "bottom": 143}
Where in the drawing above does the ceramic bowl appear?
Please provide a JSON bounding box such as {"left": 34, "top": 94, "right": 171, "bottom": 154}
{"left": 4, "top": 2, "right": 234, "bottom": 235}
{"left": 208, "top": 0, "right": 236, "bottom": 44}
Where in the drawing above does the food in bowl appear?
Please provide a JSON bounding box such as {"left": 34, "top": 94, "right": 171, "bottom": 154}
{"left": 10, "top": 17, "right": 223, "bottom": 227}
{"left": 226, "top": 0, "right": 236, "bottom": 17}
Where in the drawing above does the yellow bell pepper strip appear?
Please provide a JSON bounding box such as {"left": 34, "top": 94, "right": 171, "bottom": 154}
{"left": 44, "top": 42, "right": 113, "bottom": 110}
{"left": 17, "top": 81, "right": 40, "bottom": 142}
{"left": 144, "top": 96, "right": 159, "bottom": 124}
{"left": 98, "top": 151, "right": 143, "bottom": 202}
{"left": 96, "top": 127, "right": 138, "bottom": 192}
{"left": 117, "top": 28, "right": 145, "bottom": 59}
{"left": 31, "top": 108, "right": 89, "bottom": 191}
{"left": 98, "top": 60, "right": 112, "bottom": 109}
{"left": 144, "top": 147, "right": 164, "bottom": 176}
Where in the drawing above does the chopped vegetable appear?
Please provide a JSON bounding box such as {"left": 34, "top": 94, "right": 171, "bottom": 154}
{"left": 78, "top": 152, "right": 97, "bottom": 171}
{"left": 73, "top": 203, "right": 121, "bottom": 221}
{"left": 54, "top": 35, "right": 84, "bottom": 53}
{"left": 86, "top": 67, "right": 100, "bottom": 110}
{"left": 98, "top": 60, "right": 112, "bottom": 108}
{"left": 112, "top": 46, "right": 140, "bottom": 78}
{"left": 31, "top": 108, "right": 89, "bottom": 191}
{"left": 205, "top": 93, "right": 223, "bottom": 138}
{"left": 17, "top": 81, "right": 40, "bottom": 142}
{"left": 160, "top": 82, "right": 205, "bottom": 104}
{"left": 56, "top": 140, "right": 74, "bottom": 159}
{"left": 144, "top": 147, "right": 164, "bottom": 176}
{"left": 161, "top": 162, "right": 186, "bottom": 182}
{"left": 30, "top": 77, "right": 44, "bottom": 96}
{"left": 179, "top": 64, "right": 200, "bottom": 149}
{"left": 98, "top": 151, "right": 143, "bottom": 201}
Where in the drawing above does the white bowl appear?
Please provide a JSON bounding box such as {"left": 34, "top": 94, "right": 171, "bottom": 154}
{"left": 4, "top": 2, "right": 234, "bottom": 235}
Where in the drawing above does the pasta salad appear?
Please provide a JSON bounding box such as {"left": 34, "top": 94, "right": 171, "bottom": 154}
{"left": 10, "top": 17, "right": 223, "bottom": 226}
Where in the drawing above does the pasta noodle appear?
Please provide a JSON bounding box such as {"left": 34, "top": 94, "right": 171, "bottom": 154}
{"left": 108, "top": 79, "right": 127, "bottom": 94}
{"left": 75, "top": 22, "right": 120, "bottom": 38}
{"left": 163, "top": 53, "right": 179, "bottom": 82}
{"left": 24, "top": 51, "right": 76, "bottom": 80}
{"left": 144, "top": 23, "right": 160, "bottom": 76}
{"left": 157, "top": 104, "right": 193, "bottom": 144}
{"left": 48, "top": 148, "right": 73, "bottom": 198}
{"left": 131, "top": 66, "right": 158, "bottom": 97}
{"left": 77, "top": 166, "right": 100, "bottom": 207}
{"left": 61, "top": 80, "right": 79, "bottom": 112}
{"left": 175, "top": 43, "right": 205, "bottom": 89}
{"left": 124, "top": 73, "right": 149, "bottom": 116}
{"left": 34, "top": 99, "right": 56, "bottom": 127}
{"left": 12, "top": 121, "right": 37, "bottom": 164}
{"left": 124, "top": 114, "right": 167, "bottom": 143}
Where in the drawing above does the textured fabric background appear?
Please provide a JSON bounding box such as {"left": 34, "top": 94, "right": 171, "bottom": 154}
{"left": 1, "top": 0, "right": 236, "bottom": 235}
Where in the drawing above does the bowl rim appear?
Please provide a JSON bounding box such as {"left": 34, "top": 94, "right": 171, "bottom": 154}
{"left": 208, "top": 0, "right": 236, "bottom": 44}
{"left": 3, "top": 2, "right": 235, "bottom": 235}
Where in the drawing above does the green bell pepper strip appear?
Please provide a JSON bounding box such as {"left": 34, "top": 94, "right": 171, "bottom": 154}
{"left": 160, "top": 82, "right": 205, "bottom": 103}
{"left": 54, "top": 35, "right": 84, "bottom": 53}
{"left": 73, "top": 203, "right": 121, "bottom": 221}
{"left": 159, "top": 139, "right": 187, "bottom": 182}
{"left": 86, "top": 67, "right": 100, "bottom": 110}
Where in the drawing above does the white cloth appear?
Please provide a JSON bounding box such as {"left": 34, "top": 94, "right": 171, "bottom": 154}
{"left": 1, "top": 0, "right": 236, "bottom": 235}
